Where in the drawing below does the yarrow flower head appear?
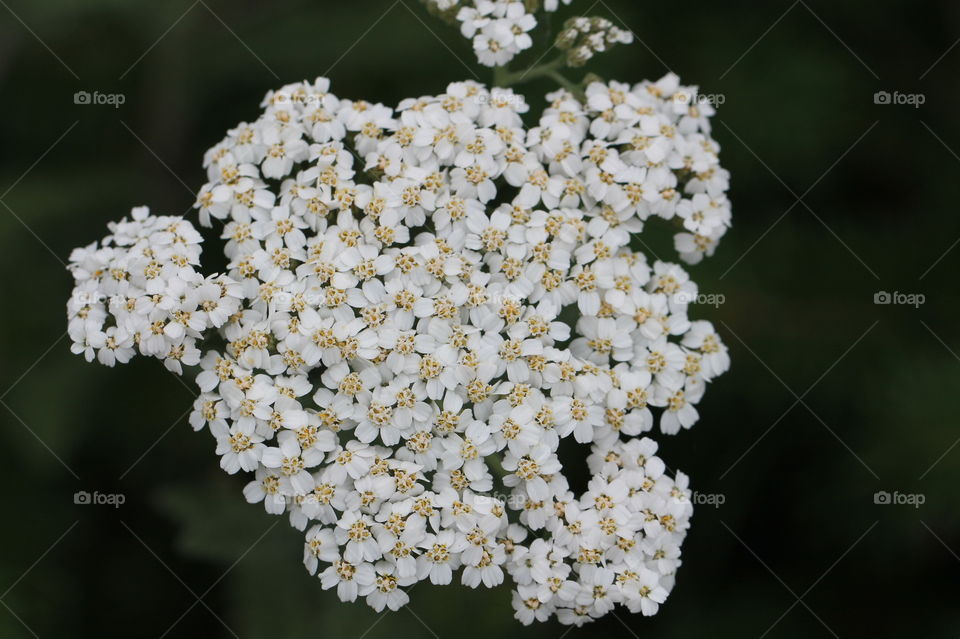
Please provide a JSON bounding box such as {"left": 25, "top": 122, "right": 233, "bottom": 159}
{"left": 67, "top": 3, "right": 731, "bottom": 626}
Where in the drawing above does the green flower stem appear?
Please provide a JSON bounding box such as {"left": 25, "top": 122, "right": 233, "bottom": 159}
{"left": 494, "top": 55, "right": 565, "bottom": 87}
{"left": 547, "top": 70, "right": 586, "bottom": 100}
{"left": 494, "top": 56, "right": 587, "bottom": 102}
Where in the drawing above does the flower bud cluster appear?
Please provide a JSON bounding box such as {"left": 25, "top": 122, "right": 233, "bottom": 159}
{"left": 556, "top": 16, "right": 634, "bottom": 67}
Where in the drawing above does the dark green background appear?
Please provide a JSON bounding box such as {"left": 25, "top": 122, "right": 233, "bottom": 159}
{"left": 1, "top": 0, "right": 957, "bottom": 636}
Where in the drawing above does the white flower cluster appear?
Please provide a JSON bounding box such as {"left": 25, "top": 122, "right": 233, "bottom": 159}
{"left": 457, "top": 1, "right": 538, "bottom": 67}
{"left": 66, "top": 207, "right": 242, "bottom": 373}
{"left": 66, "top": 73, "right": 731, "bottom": 625}
{"left": 421, "top": 0, "right": 572, "bottom": 67}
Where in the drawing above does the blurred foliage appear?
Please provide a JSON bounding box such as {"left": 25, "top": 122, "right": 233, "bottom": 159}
{"left": 1, "top": 0, "right": 959, "bottom": 636}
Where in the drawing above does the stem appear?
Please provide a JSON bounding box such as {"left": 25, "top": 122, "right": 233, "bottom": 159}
{"left": 493, "top": 65, "right": 511, "bottom": 89}
{"left": 494, "top": 55, "right": 566, "bottom": 88}
{"left": 547, "top": 70, "right": 586, "bottom": 101}
{"left": 493, "top": 55, "right": 587, "bottom": 102}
